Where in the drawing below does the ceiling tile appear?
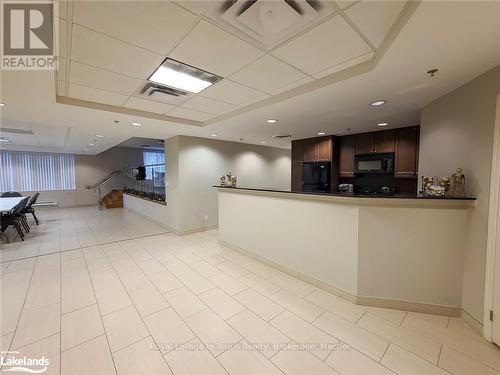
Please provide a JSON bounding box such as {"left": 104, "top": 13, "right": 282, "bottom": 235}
{"left": 182, "top": 96, "right": 235, "bottom": 114}
{"left": 73, "top": 1, "right": 197, "bottom": 55}
{"left": 272, "top": 15, "right": 371, "bottom": 75}
{"left": 69, "top": 61, "right": 142, "bottom": 95}
{"left": 123, "top": 97, "right": 175, "bottom": 114}
{"left": 0, "top": 132, "right": 39, "bottom": 146}
{"left": 57, "top": 57, "right": 67, "bottom": 82}
{"left": 71, "top": 25, "right": 164, "bottom": 79}
{"left": 170, "top": 19, "right": 264, "bottom": 76}
{"left": 335, "top": 1, "right": 359, "bottom": 10}
{"left": 32, "top": 125, "right": 68, "bottom": 147}
{"left": 57, "top": 80, "right": 66, "bottom": 96}
{"left": 68, "top": 84, "right": 128, "bottom": 106}
{"left": 168, "top": 107, "right": 212, "bottom": 121}
{"left": 58, "top": 18, "right": 67, "bottom": 58}
{"left": 269, "top": 76, "right": 314, "bottom": 95}
{"left": 312, "top": 51, "right": 374, "bottom": 79}
{"left": 200, "top": 79, "right": 264, "bottom": 105}
{"left": 174, "top": 1, "right": 213, "bottom": 15}
{"left": 345, "top": 1, "right": 406, "bottom": 48}
{"left": 230, "top": 55, "right": 308, "bottom": 93}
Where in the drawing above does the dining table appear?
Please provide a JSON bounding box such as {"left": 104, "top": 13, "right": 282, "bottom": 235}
{"left": 0, "top": 196, "right": 24, "bottom": 213}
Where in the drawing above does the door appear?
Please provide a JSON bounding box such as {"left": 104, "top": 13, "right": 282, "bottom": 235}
{"left": 374, "top": 130, "right": 395, "bottom": 153}
{"left": 317, "top": 136, "right": 332, "bottom": 161}
{"left": 339, "top": 135, "right": 355, "bottom": 177}
{"left": 394, "top": 126, "right": 418, "bottom": 177}
{"left": 355, "top": 133, "right": 374, "bottom": 154}
{"left": 303, "top": 138, "right": 318, "bottom": 162}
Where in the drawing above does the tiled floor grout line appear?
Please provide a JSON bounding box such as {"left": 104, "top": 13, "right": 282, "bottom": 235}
{"left": 5, "top": 225, "right": 497, "bottom": 375}
{"left": 80, "top": 249, "right": 120, "bottom": 375}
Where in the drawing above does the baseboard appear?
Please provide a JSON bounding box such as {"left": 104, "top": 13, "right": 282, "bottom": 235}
{"left": 178, "top": 225, "right": 218, "bottom": 236}
{"left": 219, "top": 239, "right": 461, "bottom": 317}
{"left": 461, "top": 308, "right": 484, "bottom": 336}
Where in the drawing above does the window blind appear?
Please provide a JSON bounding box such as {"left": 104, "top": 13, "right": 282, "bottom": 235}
{"left": 0, "top": 151, "right": 76, "bottom": 192}
{"left": 143, "top": 151, "right": 165, "bottom": 180}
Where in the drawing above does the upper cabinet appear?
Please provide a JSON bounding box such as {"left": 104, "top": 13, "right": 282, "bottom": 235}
{"left": 291, "top": 139, "right": 304, "bottom": 191}
{"left": 394, "top": 126, "right": 419, "bottom": 178}
{"left": 339, "top": 135, "right": 356, "bottom": 177}
{"left": 374, "top": 130, "right": 395, "bottom": 153}
{"left": 302, "top": 136, "right": 332, "bottom": 162}
{"left": 355, "top": 130, "right": 395, "bottom": 154}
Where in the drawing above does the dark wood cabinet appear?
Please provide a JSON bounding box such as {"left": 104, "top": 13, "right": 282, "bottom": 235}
{"left": 355, "top": 133, "right": 374, "bottom": 154}
{"left": 339, "top": 135, "right": 355, "bottom": 177}
{"left": 394, "top": 126, "right": 419, "bottom": 178}
{"left": 374, "top": 130, "right": 395, "bottom": 153}
{"left": 302, "top": 136, "right": 332, "bottom": 162}
{"left": 302, "top": 138, "right": 318, "bottom": 162}
{"left": 356, "top": 130, "right": 395, "bottom": 154}
{"left": 291, "top": 140, "right": 304, "bottom": 191}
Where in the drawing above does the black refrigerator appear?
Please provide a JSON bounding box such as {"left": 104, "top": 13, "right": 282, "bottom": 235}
{"left": 302, "top": 162, "right": 331, "bottom": 192}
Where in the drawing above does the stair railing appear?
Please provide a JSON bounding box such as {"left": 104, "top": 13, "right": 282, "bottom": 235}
{"left": 85, "top": 170, "right": 123, "bottom": 210}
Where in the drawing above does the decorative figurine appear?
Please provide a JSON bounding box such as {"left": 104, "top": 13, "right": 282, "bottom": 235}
{"left": 439, "top": 177, "right": 451, "bottom": 197}
{"left": 219, "top": 175, "right": 226, "bottom": 187}
{"left": 226, "top": 172, "right": 237, "bottom": 187}
{"left": 421, "top": 176, "right": 434, "bottom": 196}
{"left": 450, "top": 168, "right": 466, "bottom": 198}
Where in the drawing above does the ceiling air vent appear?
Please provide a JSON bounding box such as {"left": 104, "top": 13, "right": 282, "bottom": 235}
{"left": 210, "top": 0, "right": 335, "bottom": 50}
{"left": 272, "top": 134, "right": 293, "bottom": 139}
{"left": 141, "top": 83, "right": 189, "bottom": 98}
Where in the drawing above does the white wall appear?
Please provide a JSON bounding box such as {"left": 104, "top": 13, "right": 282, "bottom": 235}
{"left": 165, "top": 136, "right": 291, "bottom": 234}
{"left": 419, "top": 65, "right": 500, "bottom": 322}
{"left": 22, "top": 147, "right": 144, "bottom": 207}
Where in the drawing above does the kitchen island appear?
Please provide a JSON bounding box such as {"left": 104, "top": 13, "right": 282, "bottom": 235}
{"left": 215, "top": 186, "right": 475, "bottom": 316}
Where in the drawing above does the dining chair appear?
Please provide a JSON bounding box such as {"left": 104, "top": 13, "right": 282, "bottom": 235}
{"left": 1, "top": 191, "right": 22, "bottom": 197}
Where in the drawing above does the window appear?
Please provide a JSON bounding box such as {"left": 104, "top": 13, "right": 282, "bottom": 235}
{"left": 143, "top": 151, "right": 165, "bottom": 181}
{"left": 0, "top": 151, "right": 76, "bottom": 192}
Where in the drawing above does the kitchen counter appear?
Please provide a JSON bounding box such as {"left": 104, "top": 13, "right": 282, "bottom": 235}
{"left": 213, "top": 186, "right": 476, "bottom": 208}
{"left": 216, "top": 186, "right": 474, "bottom": 315}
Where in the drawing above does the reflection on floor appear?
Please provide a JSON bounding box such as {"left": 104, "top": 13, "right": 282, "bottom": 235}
{"left": 1, "top": 207, "right": 499, "bottom": 375}
{"left": 0, "top": 206, "right": 168, "bottom": 262}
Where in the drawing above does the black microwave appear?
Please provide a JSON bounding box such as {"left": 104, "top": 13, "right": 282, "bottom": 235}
{"left": 354, "top": 153, "right": 394, "bottom": 174}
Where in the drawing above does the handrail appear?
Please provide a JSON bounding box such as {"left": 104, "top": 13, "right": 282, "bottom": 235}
{"left": 85, "top": 170, "right": 122, "bottom": 190}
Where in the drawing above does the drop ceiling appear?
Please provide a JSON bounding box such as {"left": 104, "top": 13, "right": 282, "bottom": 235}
{"left": 55, "top": 0, "right": 411, "bottom": 124}
{"left": 1, "top": 0, "right": 499, "bottom": 155}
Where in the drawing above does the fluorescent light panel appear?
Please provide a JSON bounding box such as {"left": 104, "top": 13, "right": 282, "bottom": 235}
{"left": 148, "top": 58, "right": 222, "bottom": 94}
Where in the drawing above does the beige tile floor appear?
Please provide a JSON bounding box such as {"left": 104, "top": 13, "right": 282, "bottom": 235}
{"left": 1, "top": 207, "right": 500, "bottom": 374}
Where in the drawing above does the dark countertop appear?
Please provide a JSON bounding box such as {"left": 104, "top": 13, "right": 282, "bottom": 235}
{"left": 213, "top": 186, "right": 476, "bottom": 200}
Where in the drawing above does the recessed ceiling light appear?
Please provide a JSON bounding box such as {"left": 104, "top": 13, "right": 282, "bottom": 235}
{"left": 0, "top": 138, "right": 10, "bottom": 143}
{"left": 266, "top": 119, "right": 278, "bottom": 124}
{"left": 149, "top": 58, "right": 221, "bottom": 94}
{"left": 81, "top": 148, "right": 87, "bottom": 152}
{"left": 131, "top": 122, "right": 142, "bottom": 126}
{"left": 370, "top": 100, "right": 387, "bottom": 107}
{"left": 378, "top": 122, "right": 389, "bottom": 127}
{"left": 211, "top": 134, "right": 219, "bottom": 137}
{"left": 317, "top": 132, "right": 326, "bottom": 135}
{"left": 87, "top": 143, "right": 95, "bottom": 146}
{"left": 260, "top": 141, "right": 267, "bottom": 144}
{"left": 0, "top": 102, "right": 6, "bottom": 107}
{"left": 95, "top": 134, "right": 104, "bottom": 138}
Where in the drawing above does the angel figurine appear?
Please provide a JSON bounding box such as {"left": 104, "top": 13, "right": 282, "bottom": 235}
{"left": 449, "top": 168, "right": 466, "bottom": 198}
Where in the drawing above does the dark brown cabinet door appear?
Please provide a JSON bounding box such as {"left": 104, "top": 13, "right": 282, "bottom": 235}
{"left": 291, "top": 162, "right": 302, "bottom": 192}
{"left": 291, "top": 140, "right": 304, "bottom": 163}
{"left": 355, "top": 133, "right": 374, "bottom": 154}
{"left": 316, "top": 136, "right": 332, "bottom": 161}
{"left": 395, "top": 126, "right": 419, "bottom": 177}
{"left": 339, "top": 135, "right": 355, "bottom": 177}
{"left": 303, "top": 138, "right": 318, "bottom": 162}
{"left": 374, "top": 130, "right": 395, "bottom": 153}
